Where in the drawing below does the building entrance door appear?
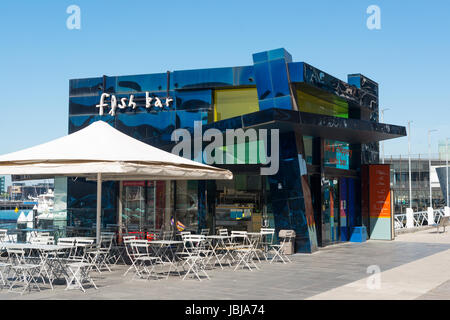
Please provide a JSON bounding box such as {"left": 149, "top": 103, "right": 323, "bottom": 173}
{"left": 321, "top": 178, "right": 340, "bottom": 246}
{"left": 122, "top": 181, "right": 146, "bottom": 232}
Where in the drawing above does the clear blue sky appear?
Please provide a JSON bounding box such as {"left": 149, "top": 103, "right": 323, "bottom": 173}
{"left": 0, "top": 0, "right": 449, "bottom": 184}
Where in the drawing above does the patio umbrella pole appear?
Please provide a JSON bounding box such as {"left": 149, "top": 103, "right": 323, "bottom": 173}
{"left": 96, "top": 172, "right": 102, "bottom": 246}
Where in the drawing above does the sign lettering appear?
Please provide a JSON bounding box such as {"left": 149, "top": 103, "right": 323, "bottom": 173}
{"left": 96, "top": 92, "right": 174, "bottom": 116}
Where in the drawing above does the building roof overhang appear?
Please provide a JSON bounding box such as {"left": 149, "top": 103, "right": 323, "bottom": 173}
{"left": 203, "top": 108, "right": 406, "bottom": 144}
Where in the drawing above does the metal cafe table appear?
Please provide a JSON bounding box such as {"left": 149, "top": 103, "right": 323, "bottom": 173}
{"left": 148, "top": 240, "right": 183, "bottom": 278}
{"left": 6, "top": 228, "right": 56, "bottom": 243}
{"left": 0, "top": 242, "right": 74, "bottom": 290}
{"left": 205, "top": 235, "right": 233, "bottom": 269}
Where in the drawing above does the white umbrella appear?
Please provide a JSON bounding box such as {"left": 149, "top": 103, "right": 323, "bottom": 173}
{"left": 0, "top": 121, "right": 232, "bottom": 243}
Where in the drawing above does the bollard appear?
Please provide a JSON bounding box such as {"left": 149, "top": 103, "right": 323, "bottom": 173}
{"left": 427, "top": 207, "right": 434, "bottom": 226}
{"left": 406, "top": 208, "right": 414, "bottom": 228}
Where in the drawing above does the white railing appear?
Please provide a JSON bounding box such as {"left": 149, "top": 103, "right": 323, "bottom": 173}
{"left": 394, "top": 208, "right": 445, "bottom": 230}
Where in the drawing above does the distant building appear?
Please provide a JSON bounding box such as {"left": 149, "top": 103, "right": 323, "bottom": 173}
{"left": 7, "top": 182, "right": 54, "bottom": 201}
{"left": 384, "top": 156, "right": 446, "bottom": 213}
{"left": 0, "top": 176, "right": 5, "bottom": 194}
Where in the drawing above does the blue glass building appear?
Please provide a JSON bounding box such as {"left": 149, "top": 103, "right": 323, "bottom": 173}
{"left": 67, "top": 48, "right": 406, "bottom": 253}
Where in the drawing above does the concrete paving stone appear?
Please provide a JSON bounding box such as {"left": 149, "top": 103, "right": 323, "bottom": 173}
{"left": 1, "top": 228, "right": 450, "bottom": 300}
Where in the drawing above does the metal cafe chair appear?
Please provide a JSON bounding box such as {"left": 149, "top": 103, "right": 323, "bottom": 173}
{"left": 259, "top": 228, "right": 275, "bottom": 261}
{"left": 162, "top": 231, "right": 174, "bottom": 240}
{"left": 129, "top": 240, "right": 161, "bottom": 280}
{"left": 270, "top": 230, "right": 295, "bottom": 264}
{"left": 86, "top": 233, "right": 114, "bottom": 273}
{"left": 65, "top": 261, "right": 98, "bottom": 293}
{"left": 0, "top": 254, "right": 12, "bottom": 289}
{"left": 6, "top": 248, "right": 42, "bottom": 295}
{"left": 122, "top": 236, "right": 139, "bottom": 276}
{"left": 218, "top": 229, "right": 229, "bottom": 236}
{"left": 0, "top": 229, "right": 8, "bottom": 243}
{"left": 200, "top": 228, "right": 210, "bottom": 236}
{"left": 178, "top": 235, "right": 210, "bottom": 281}
{"left": 230, "top": 231, "right": 260, "bottom": 271}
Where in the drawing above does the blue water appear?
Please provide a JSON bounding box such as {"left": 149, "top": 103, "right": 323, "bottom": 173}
{"left": 0, "top": 209, "right": 32, "bottom": 230}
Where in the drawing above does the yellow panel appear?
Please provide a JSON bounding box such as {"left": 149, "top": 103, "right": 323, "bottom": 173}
{"left": 296, "top": 90, "right": 348, "bottom": 118}
{"left": 214, "top": 88, "right": 259, "bottom": 121}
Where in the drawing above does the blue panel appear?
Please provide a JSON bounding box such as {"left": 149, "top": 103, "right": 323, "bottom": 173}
{"left": 172, "top": 67, "right": 234, "bottom": 89}
{"left": 287, "top": 62, "right": 304, "bottom": 83}
{"left": 116, "top": 73, "right": 168, "bottom": 93}
{"left": 273, "top": 96, "right": 293, "bottom": 110}
{"left": 115, "top": 112, "right": 176, "bottom": 143}
{"left": 270, "top": 58, "right": 291, "bottom": 97}
{"left": 176, "top": 110, "right": 208, "bottom": 129}
{"left": 252, "top": 48, "right": 294, "bottom": 112}
{"left": 265, "top": 131, "right": 316, "bottom": 253}
{"left": 233, "top": 66, "right": 255, "bottom": 86}
{"left": 69, "top": 78, "right": 103, "bottom": 96}
{"left": 252, "top": 61, "right": 274, "bottom": 101}
{"left": 175, "top": 90, "right": 212, "bottom": 111}
{"left": 348, "top": 178, "right": 356, "bottom": 228}
{"left": 69, "top": 95, "right": 101, "bottom": 115}
{"left": 267, "top": 48, "right": 292, "bottom": 62}
{"left": 252, "top": 51, "right": 268, "bottom": 63}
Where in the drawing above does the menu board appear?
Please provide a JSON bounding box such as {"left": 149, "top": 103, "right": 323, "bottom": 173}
{"left": 369, "top": 165, "right": 391, "bottom": 218}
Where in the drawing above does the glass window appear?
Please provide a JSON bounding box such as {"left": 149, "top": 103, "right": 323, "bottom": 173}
{"left": 303, "top": 135, "right": 313, "bottom": 165}
{"left": 215, "top": 174, "right": 263, "bottom": 232}
{"left": 175, "top": 181, "right": 198, "bottom": 231}
{"left": 324, "top": 140, "right": 351, "bottom": 170}
{"left": 214, "top": 88, "right": 259, "bottom": 121}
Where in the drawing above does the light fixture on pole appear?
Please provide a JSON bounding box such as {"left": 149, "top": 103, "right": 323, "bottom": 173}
{"left": 447, "top": 137, "right": 449, "bottom": 208}
{"left": 428, "top": 129, "right": 437, "bottom": 208}
{"left": 408, "top": 121, "right": 413, "bottom": 210}
{"left": 380, "top": 108, "right": 390, "bottom": 164}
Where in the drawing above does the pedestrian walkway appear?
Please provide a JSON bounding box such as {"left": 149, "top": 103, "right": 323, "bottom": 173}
{"left": 0, "top": 228, "right": 449, "bottom": 300}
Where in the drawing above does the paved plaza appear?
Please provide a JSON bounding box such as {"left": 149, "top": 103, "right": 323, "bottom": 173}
{"left": 1, "top": 228, "right": 450, "bottom": 300}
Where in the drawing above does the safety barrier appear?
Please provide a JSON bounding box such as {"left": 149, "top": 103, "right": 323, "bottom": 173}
{"left": 394, "top": 208, "right": 446, "bottom": 230}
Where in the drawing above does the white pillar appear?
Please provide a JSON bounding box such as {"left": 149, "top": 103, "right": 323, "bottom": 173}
{"left": 406, "top": 208, "right": 414, "bottom": 228}
{"left": 427, "top": 207, "right": 434, "bottom": 226}
{"left": 96, "top": 172, "right": 102, "bottom": 246}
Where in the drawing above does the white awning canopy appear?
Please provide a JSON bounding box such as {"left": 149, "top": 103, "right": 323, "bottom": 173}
{"left": 0, "top": 121, "right": 232, "bottom": 243}
{"left": 0, "top": 121, "right": 233, "bottom": 180}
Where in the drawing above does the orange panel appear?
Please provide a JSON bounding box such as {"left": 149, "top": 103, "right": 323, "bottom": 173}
{"left": 369, "top": 165, "right": 391, "bottom": 218}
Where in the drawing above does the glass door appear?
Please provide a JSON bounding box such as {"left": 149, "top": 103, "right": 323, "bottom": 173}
{"left": 321, "top": 178, "right": 340, "bottom": 246}
{"left": 122, "top": 181, "right": 146, "bottom": 232}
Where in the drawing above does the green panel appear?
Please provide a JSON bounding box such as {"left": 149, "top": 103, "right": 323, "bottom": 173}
{"left": 214, "top": 88, "right": 259, "bottom": 121}
{"left": 218, "top": 140, "right": 267, "bottom": 164}
{"left": 296, "top": 89, "right": 348, "bottom": 118}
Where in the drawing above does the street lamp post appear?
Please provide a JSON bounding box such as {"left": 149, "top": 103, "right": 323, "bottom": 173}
{"left": 408, "top": 121, "right": 413, "bottom": 209}
{"left": 406, "top": 121, "right": 414, "bottom": 228}
{"left": 447, "top": 138, "right": 449, "bottom": 208}
{"left": 428, "top": 129, "right": 437, "bottom": 208}
{"left": 380, "top": 108, "right": 390, "bottom": 164}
